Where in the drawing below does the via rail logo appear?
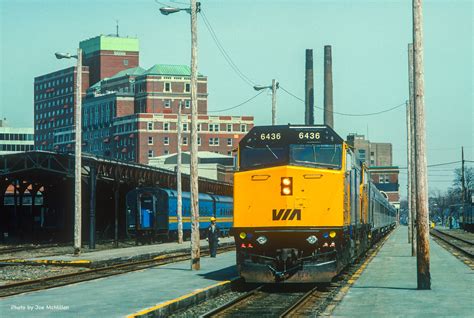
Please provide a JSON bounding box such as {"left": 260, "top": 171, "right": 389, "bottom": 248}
{"left": 272, "top": 209, "right": 301, "bottom": 221}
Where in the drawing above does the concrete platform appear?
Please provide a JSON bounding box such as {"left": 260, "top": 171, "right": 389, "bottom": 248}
{"left": 0, "top": 251, "right": 238, "bottom": 317}
{"left": 3, "top": 237, "right": 234, "bottom": 268}
{"left": 332, "top": 226, "right": 473, "bottom": 317}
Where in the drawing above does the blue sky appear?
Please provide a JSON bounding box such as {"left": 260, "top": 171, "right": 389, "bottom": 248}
{"left": 0, "top": 0, "right": 472, "bottom": 197}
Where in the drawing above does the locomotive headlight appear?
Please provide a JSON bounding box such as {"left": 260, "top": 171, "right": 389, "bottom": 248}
{"left": 256, "top": 236, "right": 267, "bottom": 245}
{"left": 282, "top": 178, "right": 291, "bottom": 186}
{"left": 281, "top": 177, "right": 293, "bottom": 196}
{"left": 307, "top": 235, "right": 318, "bottom": 244}
{"left": 239, "top": 232, "right": 247, "bottom": 239}
{"left": 329, "top": 231, "right": 337, "bottom": 238}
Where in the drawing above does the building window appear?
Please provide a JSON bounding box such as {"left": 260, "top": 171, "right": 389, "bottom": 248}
{"left": 185, "top": 83, "right": 190, "bottom": 92}
{"left": 164, "top": 82, "right": 171, "bottom": 92}
{"left": 164, "top": 99, "right": 171, "bottom": 108}
{"left": 209, "top": 124, "right": 219, "bottom": 132}
{"left": 198, "top": 137, "right": 201, "bottom": 146}
{"left": 227, "top": 124, "right": 232, "bottom": 132}
{"left": 209, "top": 138, "right": 219, "bottom": 146}
{"left": 164, "top": 122, "right": 169, "bottom": 131}
{"left": 123, "top": 59, "right": 129, "bottom": 66}
{"left": 185, "top": 100, "right": 190, "bottom": 108}
{"left": 148, "top": 122, "right": 153, "bottom": 130}
{"left": 148, "top": 149, "right": 154, "bottom": 158}
{"left": 240, "top": 124, "right": 247, "bottom": 132}
{"left": 183, "top": 136, "right": 188, "bottom": 145}
{"left": 182, "top": 123, "right": 188, "bottom": 131}
{"left": 164, "top": 150, "right": 169, "bottom": 155}
{"left": 148, "top": 136, "right": 153, "bottom": 145}
{"left": 197, "top": 123, "right": 201, "bottom": 131}
{"left": 227, "top": 138, "right": 232, "bottom": 146}
{"left": 164, "top": 136, "right": 169, "bottom": 145}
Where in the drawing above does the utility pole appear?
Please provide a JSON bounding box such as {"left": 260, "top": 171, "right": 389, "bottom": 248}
{"left": 74, "top": 48, "right": 83, "bottom": 256}
{"left": 190, "top": 0, "right": 200, "bottom": 270}
{"left": 408, "top": 43, "right": 416, "bottom": 257}
{"left": 406, "top": 101, "right": 412, "bottom": 243}
{"left": 461, "top": 147, "right": 466, "bottom": 204}
{"left": 305, "top": 49, "right": 314, "bottom": 125}
{"left": 413, "top": 0, "right": 430, "bottom": 290}
{"left": 177, "top": 102, "right": 183, "bottom": 244}
{"left": 254, "top": 80, "right": 279, "bottom": 124}
{"left": 324, "top": 45, "right": 334, "bottom": 128}
{"left": 271, "top": 79, "right": 277, "bottom": 125}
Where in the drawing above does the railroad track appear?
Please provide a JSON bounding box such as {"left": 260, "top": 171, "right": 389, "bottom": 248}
{"left": 430, "top": 229, "right": 474, "bottom": 259}
{"left": 0, "top": 246, "right": 234, "bottom": 298}
{"left": 194, "top": 231, "right": 394, "bottom": 318}
{"left": 0, "top": 243, "right": 61, "bottom": 255}
{"left": 200, "top": 284, "right": 314, "bottom": 317}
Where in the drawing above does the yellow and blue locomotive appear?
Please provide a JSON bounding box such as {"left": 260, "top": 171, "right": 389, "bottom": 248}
{"left": 232, "top": 125, "right": 396, "bottom": 283}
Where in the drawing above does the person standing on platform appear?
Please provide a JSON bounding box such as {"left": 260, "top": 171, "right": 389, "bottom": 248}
{"left": 207, "top": 217, "right": 220, "bottom": 257}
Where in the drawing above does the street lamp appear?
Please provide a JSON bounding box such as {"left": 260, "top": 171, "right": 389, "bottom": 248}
{"left": 254, "top": 79, "right": 279, "bottom": 125}
{"left": 55, "top": 48, "right": 83, "bottom": 255}
{"left": 159, "top": 0, "right": 201, "bottom": 270}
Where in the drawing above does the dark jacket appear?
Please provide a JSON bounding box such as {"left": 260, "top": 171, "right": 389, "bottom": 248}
{"left": 207, "top": 224, "right": 220, "bottom": 243}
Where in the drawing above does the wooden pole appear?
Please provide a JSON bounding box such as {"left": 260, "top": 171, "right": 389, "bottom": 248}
{"left": 190, "top": 0, "right": 200, "bottom": 270}
{"left": 177, "top": 103, "right": 183, "bottom": 244}
{"left": 324, "top": 45, "right": 334, "bottom": 128}
{"left": 461, "top": 147, "right": 466, "bottom": 204}
{"left": 413, "top": 0, "right": 430, "bottom": 290}
{"left": 73, "top": 48, "right": 83, "bottom": 256}
{"left": 406, "top": 101, "right": 412, "bottom": 244}
{"left": 305, "top": 49, "right": 314, "bottom": 125}
{"left": 408, "top": 43, "right": 417, "bottom": 256}
{"left": 271, "top": 79, "right": 277, "bottom": 125}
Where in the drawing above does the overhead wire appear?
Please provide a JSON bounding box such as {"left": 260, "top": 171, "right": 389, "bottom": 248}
{"left": 208, "top": 90, "right": 265, "bottom": 113}
{"left": 279, "top": 85, "right": 406, "bottom": 117}
{"left": 200, "top": 10, "right": 256, "bottom": 87}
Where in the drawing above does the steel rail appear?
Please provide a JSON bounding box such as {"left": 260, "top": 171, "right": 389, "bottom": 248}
{"left": 0, "top": 246, "right": 234, "bottom": 298}
{"left": 279, "top": 285, "right": 320, "bottom": 318}
{"left": 200, "top": 285, "right": 263, "bottom": 317}
{"left": 430, "top": 229, "right": 473, "bottom": 259}
{"left": 431, "top": 229, "right": 474, "bottom": 245}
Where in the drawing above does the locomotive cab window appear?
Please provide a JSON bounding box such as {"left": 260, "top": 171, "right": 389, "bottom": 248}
{"left": 290, "top": 144, "right": 342, "bottom": 169}
{"left": 240, "top": 145, "right": 288, "bottom": 170}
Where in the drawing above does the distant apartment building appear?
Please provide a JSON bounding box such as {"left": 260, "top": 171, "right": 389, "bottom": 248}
{"left": 346, "top": 133, "right": 399, "bottom": 208}
{"left": 0, "top": 119, "right": 34, "bottom": 155}
{"left": 346, "top": 133, "right": 392, "bottom": 167}
{"left": 35, "top": 34, "right": 254, "bottom": 164}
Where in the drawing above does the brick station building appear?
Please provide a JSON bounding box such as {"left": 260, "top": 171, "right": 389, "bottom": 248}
{"left": 34, "top": 35, "right": 254, "bottom": 164}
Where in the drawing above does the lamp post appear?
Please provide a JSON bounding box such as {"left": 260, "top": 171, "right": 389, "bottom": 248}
{"left": 254, "top": 79, "right": 279, "bottom": 125}
{"left": 160, "top": 0, "right": 201, "bottom": 270}
{"left": 55, "top": 48, "right": 83, "bottom": 255}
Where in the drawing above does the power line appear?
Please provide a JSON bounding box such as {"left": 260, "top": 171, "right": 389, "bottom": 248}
{"left": 279, "top": 85, "right": 406, "bottom": 117}
{"left": 208, "top": 90, "right": 265, "bottom": 113}
{"left": 200, "top": 11, "right": 256, "bottom": 87}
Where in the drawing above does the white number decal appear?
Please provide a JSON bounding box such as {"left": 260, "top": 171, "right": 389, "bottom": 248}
{"left": 260, "top": 132, "right": 282, "bottom": 140}
{"left": 298, "top": 131, "right": 320, "bottom": 139}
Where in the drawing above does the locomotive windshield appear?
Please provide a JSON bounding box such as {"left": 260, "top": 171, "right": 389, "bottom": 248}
{"left": 290, "top": 144, "right": 342, "bottom": 169}
{"left": 240, "top": 145, "right": 288, "bottom": 169}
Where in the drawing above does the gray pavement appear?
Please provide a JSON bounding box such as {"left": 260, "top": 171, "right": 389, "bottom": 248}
{"left": 11, "top": 237, "right": 234, "bottom": 267}
{"left": 332, "top": 226, "right": 474, "bottom": 317}
{"left": 0, "top": 251, "right": 237, "bottom": 318}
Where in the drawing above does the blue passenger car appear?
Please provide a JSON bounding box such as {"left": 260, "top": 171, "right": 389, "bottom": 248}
{"left": 126, "top": 187, "right": 233, "bottom": 242}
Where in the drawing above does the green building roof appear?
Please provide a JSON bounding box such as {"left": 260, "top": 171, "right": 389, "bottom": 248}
{"left": 79, "top": 35, "right": 139, "bottom": 55}
{"left": 144, "top": 64, "right": 203, "bottom": 77}
{"left": 109, "top": 66, "right": 146, "bottom": 80}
